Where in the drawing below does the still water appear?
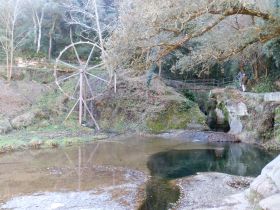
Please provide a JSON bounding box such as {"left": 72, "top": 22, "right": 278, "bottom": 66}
{"left": 0, "top": 135, "right": 277, "bottom": 209}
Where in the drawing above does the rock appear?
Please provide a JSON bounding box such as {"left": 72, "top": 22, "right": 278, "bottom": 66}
{"left": 210, "top": 88, "right": 280, "bottom": 148}
{"left": 259, "top": 193, "right": 280, "bottom": 210}
{"left": 227, "top": 102, "right": 248, "bottom": 116}
{"left": 0, "top": 118, "right": 12, "bottom": 134}
{"left": 261, "top": 155, "right": 280, "bottom": 189}
{"left": 250, "top": 174, "right": 279, "bottom": 198}
{"left": 176, "top": 172, "right": 253, "bottom": 210}
{"left": 11, "top": 111, "right": 36, "bottom": 129}
{"left": 264, "top": 92, "right": 280, "bottom": 102}
{"left": 207, "top": 132, "right": 239, "bottom": 142}
{"left": 229, "top": 118, "right": 243, "bottom": 134}
{"left": 248, "top": 155, "right": 280, "bottom": 209}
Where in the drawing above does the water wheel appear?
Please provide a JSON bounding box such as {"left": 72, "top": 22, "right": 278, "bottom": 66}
{"left": 54, "top": 41, "right": 112, "bottom": 130}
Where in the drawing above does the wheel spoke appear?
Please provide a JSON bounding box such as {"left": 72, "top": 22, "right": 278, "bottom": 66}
{"left": 72, "top": 44, "right": 82, "bottom": 65}
{"left": 56, "top": 72, "right": 79, "bottom": 84}
{"left": 57, "top": 60, "right": 80, "bottom": 70}
{"left": 87, "top": 63, "right": 104, "bottom": 71}
{"left": 85, "top": 72, "right": 109, "bottom": 83}
{"left": 85, "top": 45, "right": 96, "bottom": 68}
{"left": 64, "top": 99, "right": 79, "bottom": 121}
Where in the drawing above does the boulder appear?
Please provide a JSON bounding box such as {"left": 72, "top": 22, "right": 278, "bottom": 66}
{"left": 259, "top": 193, "right": 280, "bottom": 210}
{"left": 250, "top": 174, "right": 279, "bottom": 198}
{"left": 227, "top": 102, "right": 248, "bottom": 117}
{"left": 261, "top": 155, "right": 280, "bottom": 189}
{"left": 0, "top": 118, "right": 12, "bottom": 134}
{"left": 11, "top": 111, "right": 36, "bottom": 129}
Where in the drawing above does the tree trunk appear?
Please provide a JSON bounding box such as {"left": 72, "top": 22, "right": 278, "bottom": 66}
{"left": 37, "top": 25, "right": 42, "bottom": 53}
{"left": 36, "top": 8, "right": 44, "bottom": 53}
{"left": 48, "top": 18, "right": 57, "bottom": 60}
{"left": 9, "top": 19, "right": 15, "bottom": 81}
{"left": 48, "top": 36, "right": 52, "bottom": 61}
{"left": 32, "top": 15, "right": 37, "bottom": 45}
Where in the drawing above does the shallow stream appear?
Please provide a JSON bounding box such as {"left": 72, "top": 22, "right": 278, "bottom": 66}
{"left": 0, "top": 134, "right": 277, "bottom": 209}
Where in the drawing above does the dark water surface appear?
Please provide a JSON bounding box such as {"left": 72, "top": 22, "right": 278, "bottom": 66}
{"left": 140, "top": 142, "right": 277, "bottom": 210}
{"left": 0, "top": 135, "right": 278, "bottom": 210}
{"left": 148, "top": 143, "right": 276, "bottom": 179}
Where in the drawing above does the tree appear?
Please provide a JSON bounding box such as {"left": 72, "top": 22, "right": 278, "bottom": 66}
{"left": 27, "top": 0, "right": 47, "bottom": 54}
{"left": 0, "top": 0, "right": 30, "bottom": 81}
{"left": 64, "top": 0, "right": 117, "bottom": 78}
{"left": 107, "top": 0, "right": 280, "bottom": 77}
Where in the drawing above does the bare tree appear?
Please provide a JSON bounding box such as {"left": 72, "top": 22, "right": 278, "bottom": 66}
{"left": 27, "top": 0, "right": 47, "bottom": 53}
{"left": 0, "top": 0, "right": 29, "bottom": 81}
{"left": 64, "top": 0, "right": 117, "bottom": 83}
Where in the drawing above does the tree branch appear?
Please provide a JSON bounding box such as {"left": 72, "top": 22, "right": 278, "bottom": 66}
{"left": 156, "top": 16, "right": 226, "bottom": 61}
{"left": 156, "top": 4, "right": 272, "bottom": 61}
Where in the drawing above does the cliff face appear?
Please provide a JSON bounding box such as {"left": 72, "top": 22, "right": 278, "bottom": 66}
{"left": 209, "top": 88, "right": 280, "bottom": 149}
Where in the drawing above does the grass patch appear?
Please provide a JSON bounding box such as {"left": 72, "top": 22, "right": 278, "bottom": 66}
{"left": 0, "top": 127, "right": 107, "bottom": 153}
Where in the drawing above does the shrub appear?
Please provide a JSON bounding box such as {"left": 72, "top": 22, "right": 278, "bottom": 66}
{"left": 251, "top": 77, "right": 276, "bottom": 93}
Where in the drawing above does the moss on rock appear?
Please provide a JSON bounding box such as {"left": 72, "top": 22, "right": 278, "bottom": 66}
{"left": 146, "top": 101, "right": 206, "bottom": 133}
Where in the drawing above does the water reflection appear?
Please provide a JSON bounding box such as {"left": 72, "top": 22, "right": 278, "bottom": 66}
{"left": 147, "top": 143, "right": 277, "bottom": 179}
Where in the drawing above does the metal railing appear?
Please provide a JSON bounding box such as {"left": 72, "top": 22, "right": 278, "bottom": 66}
{"left": 165, "top": 77, "right": 236, "bottom": 91}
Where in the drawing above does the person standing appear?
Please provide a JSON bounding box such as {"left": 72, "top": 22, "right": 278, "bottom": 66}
{"left": 241, "top": 72, "right": 248, "bottom": 92}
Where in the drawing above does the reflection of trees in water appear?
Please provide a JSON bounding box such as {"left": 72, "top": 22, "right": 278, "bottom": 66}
{"left": 147, "top": 144, "right": 276, "bottom": 179}
{"left": 224, "top": 144, "right": 274, "bottom": 176}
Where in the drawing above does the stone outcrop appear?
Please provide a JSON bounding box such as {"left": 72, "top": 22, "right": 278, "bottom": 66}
{"left": 249, "top": 155, "right": 280, "bottom": 210}
{"left": 210, "top": 88, "right": 280, "bottom": 148}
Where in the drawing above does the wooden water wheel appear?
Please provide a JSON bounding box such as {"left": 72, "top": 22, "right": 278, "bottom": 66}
{"left": 54, "top": 41, "right": 112, "bottom": 130}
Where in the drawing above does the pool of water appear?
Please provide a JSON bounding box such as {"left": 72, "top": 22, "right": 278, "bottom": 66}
{"left": 148, "top": 143, "right": 276, "bottom": 179}
{"left": 0, "top": 135, "right": 278, "bottom": 209}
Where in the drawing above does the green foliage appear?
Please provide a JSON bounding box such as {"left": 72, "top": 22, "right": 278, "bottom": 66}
{"left": 182, "top": 89, "right": 196, "bottom": 102}
{"left": 263, "top": 38, "right": 280, "bottom": 68}
{"left": 217, "top": 102, "right": 229, "bottom": 123}
{"left": 251, "top": 77, "right": 276, "bottom": 93}
{"left": 19, "top": 50, "right": 46, "bottom": 60}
